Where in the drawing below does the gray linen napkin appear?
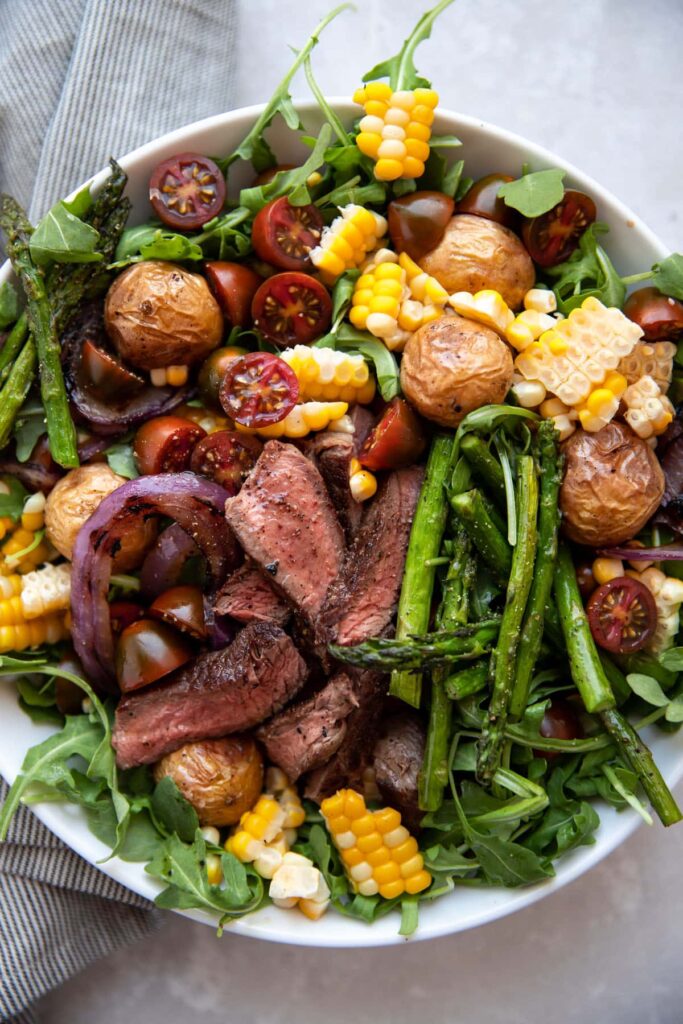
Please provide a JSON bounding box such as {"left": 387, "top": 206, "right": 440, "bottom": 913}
{"left": 0, "top": 1, "right": 237, "bottom": 1019}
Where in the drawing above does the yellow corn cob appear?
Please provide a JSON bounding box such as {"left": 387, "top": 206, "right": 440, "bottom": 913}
{"left": 19, "top": 562, "right": 71, "bottom": 620}
{"left": 627, "top": 567, "right": 683, "bottom": 654}
{"left": 150, "top": 365, "right": 189, "bottom": 387}
{"left": 21, "top": 492, "right": 46, "bottom": 532}
{"left": 310, "top": 204, "right": 387, "bottom": 282}
{"left": 448, "top": 289, "right": 515, "bottom": 336}
{"left": 349, "top": 249, "right": 448, "bottom": 351}
{"left": 349, "top": 458, "right": 377, "bottom": 503}
{"left": 236, "top": 401, "right": 349, "bottom": 439}
{"left": 321, "top": 789, "right": 431, "bottom": 900}
{"left": 618, "top": 341, "right": 676, "bottom": 393}
{"left": 353, "top": 82, "right": 439, "bottom": 181}
{"left": 0, "top": 613, "right": 69, "bottom": 653}
{"left": 506, "top": 309, "right": 560, "bottom": 352}
{"left": 622, "top": 375, "right": 675, "bottom": 439}
{"left": 0, "top": 574, "right": 22, "bottom": 599}
{"left": 573, "top": 373, "right": 628, "bottom": 433}
{"left": 226, "top": 778, "right": 310, "bottom": 891}
{"left": 279, "top": 346, "right": 375, "bottom": 404}
{"left": 269, "top": 850, "right": 331, "bottom": 918}
{"left": 523, "top": 288, "right": 558, "bottom": 314}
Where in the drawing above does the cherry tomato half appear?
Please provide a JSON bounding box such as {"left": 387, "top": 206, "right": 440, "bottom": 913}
{"left": 149, "top": 585, "right": 207, "bottom": 639}
{"left": 522, "top": 190, "right": 596, "bottom": 268}
{"left": 623, "top": 287, "right": 683, "bottom": 342}
{"left": 149, "top": 152, "right": 226, "bottom": 231}
{"left": 80, "top": 340, "right": 145, "bottom": 399}
{"left": 251, "top": 271, "right": 332, "bottom": 346}
{"left": 537, "top": 697, "right": 583, "bottom": 760}
{"left": 251, "top": 197, "right": 324, "bottom": 271}
{"left": 204, "top": 262, "right": 262, "bottom": 328}
{"left": 116, "top": 619, "right": 193, "bottom": 693}
{"left": 109, "top": 601, "right": 144, "bottom": 635}
{"left": 220, "top": 352, "right": 299, "bottom": 427}
{"left": 190, "top": 430, "right": 263, "bottom": 492}
{"left": 388, "top": 191, "right": 455, "bottom": 261}
{"left": 133, "top": 416, "right": 207, "bottom": 475}
{"left": 457, "top": 173, "right": 516, "bottom": 227}
{"left": 198, "top": 346, "right": 248, "bottom": 412}
{"left": 359, "top": 398, "right": 428, "bottom": 472}
{"left": 587, "top": 576, "right": 657, "bottom": 654}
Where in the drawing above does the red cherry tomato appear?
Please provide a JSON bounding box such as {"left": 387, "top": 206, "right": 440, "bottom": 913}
{"left": 80, "top": 340, "right": 145, "bottom": 399}
{"left": 149, "top": 152, "right": 226, "bottom": 231}
{"left": 220, "top": 352, "right": 299, "bottom": 427}
{"left": 251, "top": 271, "right": 332, "bottom": 346}
{"left": 587, "top": 576, "right": 657, "bottom": 654}
{"left": 204, "top": 262, "right": 262, "bottom": 328}
{"left": 251, "top": 197, "right": 324, "bottom": 271}
{"left": 116, "top": 619, "right": 193, "bottom": 693}
{"left": 623, "top": 287, "right": 683, "bottom": 342}
{"left": 252, "top": 164, "right": 296, "bottom": 186}
{"left": 133, "top": 416, "right": 207, "bottom": 475}
{"left": 575, "top": 563, "right": 597, "bottom": 601}
{"left": 359, "top": 398, "right": 428, "bottom": 472}
{"left": 109, "top": 601, "right": 144, "bottom": 635}
{"left": 522, "top": 190, "right": 597, "bottom": 268}
{"left": 457, "top": 173, "right": 516, "bottom": 227}
{"left": 387, "top": 191, "right": 455, "bottom": 261}
{"left": 149, "top": 585, "right": 207, "bottom": 639}
{"left": 537, "top": 697, "right": 584, "bottom": 760}
{"left": 197, "top": 346, "right": 248, "bottom": 411}
{"left": 190, "top": 430, "right": 263, "bottom": 492}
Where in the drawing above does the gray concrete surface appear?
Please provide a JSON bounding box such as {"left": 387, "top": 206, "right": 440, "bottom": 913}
{"left": 37, "top": 1, "right": 683, "bottom": 1021}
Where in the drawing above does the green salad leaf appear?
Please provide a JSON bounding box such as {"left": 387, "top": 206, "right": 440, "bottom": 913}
{"left": 546, "top": 223, "right": 626, "bottom": 312}
{"left": 362, "top": 0, "right": 456, "bottom": 90}
{"left": 105, "top": 441, "right": 138, "bottom": 480}
{"left": 0, "top": 281, "right": 20, "bottom": 329}
{"left": 62, "top": 183, "right": 94, "bottom": 219}
{"left": 151, "top": 776, "right": 200, "bottom": 843}
{"left": 0, "top": 475, "right": 28, "bottom": 520}
{"left": 320, "top": 323, "right": 401, "bottom": 401}
{"left": 30, "top": 199, "right": 103, "bottom": 266}
{"left": 13, "top": 403, "right": 46, "bottom": 462}
{"left": 651, "top": 253, "right": 683, "bottom": 301}
{"left": 238, "top": 124, "right": 332, "bottom": 213}
{"left": 497, "top": 169, "right": 566, "bottom": 218}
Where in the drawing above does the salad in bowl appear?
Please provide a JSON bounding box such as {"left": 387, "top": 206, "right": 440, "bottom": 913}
{"left": 1, "top": 0, "right": 683, "bottom": 941}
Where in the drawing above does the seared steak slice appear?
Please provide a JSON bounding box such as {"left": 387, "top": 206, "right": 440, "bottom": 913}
{"left": 319, "top": 465, "right": 424, "bottom": 646}
{"left": 304, "top": 408, "right": 375, "bottom": 540}
{"left": 373, "top": 712, "right": 425, "bottom": 832}
{"left": 214, "top": 562, "right": 290, "bottom": 626}
{"left": 304, "top": 668, "right": 385, "bottom": 803}
{"left": 113, "top": 622, "right": 307, "bottom": 769}
{"left": 257, "top": 671, "right": 358, "bottom": 781}
{"left": 225, "top": 441, "right": 345, "bottom": 623}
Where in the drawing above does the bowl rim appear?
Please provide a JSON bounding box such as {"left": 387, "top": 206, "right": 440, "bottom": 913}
{"left": 0, "top": 99, "right": 675, "bottom": 948}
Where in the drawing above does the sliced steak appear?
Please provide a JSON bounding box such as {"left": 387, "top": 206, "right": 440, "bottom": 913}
{"left": 304, "top": 668, "right": 385, "bottom": 803}
{"left": 257, "top": 671, "right": 358, "bottom": 781}
{"left": 373, "top": 712, "right": 426, "bottom": 832}
{"left": 319, "top": 465, "right": 424, "bottom": 646}
{"left": 214, "top": 562, "right": 290, "bottom": 626}
{"left": 225, "top": 441, "right": 345, "bottom": 623}
{"left": 304, "top": 408, "right": 376, "bottom": 539}
{"left": 113, "top": 621, "right": 308, "bottom": 769}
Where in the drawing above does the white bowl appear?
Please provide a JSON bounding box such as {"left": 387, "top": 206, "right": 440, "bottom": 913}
{"left": 0, "top": 100, "right": 676, "bottom": 947}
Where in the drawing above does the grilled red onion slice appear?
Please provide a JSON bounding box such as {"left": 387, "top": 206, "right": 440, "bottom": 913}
{"left": 71, "top": 473, "right": 238, "bottom": 691}
{"left": 599, "top": 545, "right": 683, "bottom": 561}
{"left": 139, "top": 523, "right": 200, "bottom": 600}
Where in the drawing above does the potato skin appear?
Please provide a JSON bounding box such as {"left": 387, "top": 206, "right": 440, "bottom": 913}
{"left": 153, "top": 737, "right": 264, "bottom": 827}
{"left": 104, "top": 260, "right": 223, "bottom": 370}
{"left": 400, "top": 316, "right": 514, "bottom": 428}
{"left": 419, "top": 214, "right": 535, "bottom": 309}
{"left": 560, "top": 422, "right": 665, "bottom": 547}
{"left": 45, "top": 463, "right": 155, "bottom": 569}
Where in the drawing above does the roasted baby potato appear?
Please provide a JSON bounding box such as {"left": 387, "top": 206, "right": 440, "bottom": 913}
{"left": 154, "top": 737, "right": 264, "bottom": 827}
{"left": 560, "top": 422, "right": 665, "bottom": 546}
{"left": 45, "top": 464, "right": 155, "bottom": 568}
{"left": 400, "top": 315, "right": 514, "bottom": 427}
{"left": 104, "top": 261, "right": 223, "bottom": 370}
{"left": 419, "top": 214, "right": 535, "bottom": 309}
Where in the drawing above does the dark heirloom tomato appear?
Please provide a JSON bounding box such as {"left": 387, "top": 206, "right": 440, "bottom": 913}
{"left": 149, "top": 585, "right": 207, "bottom": 639}
{"left": 457, "top": 173, "right": 516, "bottom": 227}
{"left": 198, "top": 346, "right": 248, "bottom": 411}
{"left": 623, "top": 287, "right": 683, "bottom": 342}
{"left": 80, "top": 340, "right": 145, "bottom": 399}
{"left": 537, "top": 697, "right": 583, "bottom": 759}
{"left": 116, "top": 619, "right": 193, "bottom": 693}
{"left": 109, "top": 601, "right": 144, "bottom": 635}
{"left": 587, "top": 576, "right": 657, "bottom": 654}
{"left": 360, "top": 398, "right": 428, "bottom": 472}
{"left": 133, "top": 416, "right": 207, "bottom": 475}
{"left": 251, "top": 271, "right": 332, "bottom": 346}
{"left": 253, "top": 164, "right": 296, "bottom": 186}
{"left": 522, "top": 190, "right": 597, "bottom": 268}
{"left": 149, "top": 152, "right": 226, "bottom": 231}
{"left": 575, "top": 562, "right": 596, "bottom": 600}
{"left": 251, "top": 197, "right": 324, "bottom": 270}
{"left": 204, "top": 262, "right": 262, "bottom": 328}
{"left": 220, "top": 352, "right": 299, "bottom": 427}
{"left": 190, "top": 430, "right": 263, "bottom": 492}
{"left": 387, "top": 191, "right": 455, "bottom": 261}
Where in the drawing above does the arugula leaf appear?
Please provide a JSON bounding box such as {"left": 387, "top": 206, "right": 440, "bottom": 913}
{"left": 238, "top": 125, "right": 332, "bottom": 214}
{"left": 420, "top": 150, "right": 464, "bottom": 198}
{"left": 0, "top": 475, "right": 27, "bottom": 520}
{"left": 546, "top": 223, "right": 626, "bottom": 313}
{"left": 470, "top": 832, "right": 554, "bottom": 886}
{"left": 316, "top": 178, "right": 387, "bottom": 211}
{"left": 0, "top": 280, "right": 20, "bottom": 328}
{"left": 300, "top": 823, "right": 349, "bottom": 900}
{"left": 105, "top": 442, "right": 138, "bottom": 480}
{"left": 399, "top": 897, "right": 419, "bottom": 937}
{"left": 30, "top": 200, "right": 103, "bottom": 266}
{"left": 111, "top": 225, "right": 203, "bottom": 267}
{"left": 626, "top": 672, "right": 669, "bottom": 707}
{"left": 652, "top": 253, "right": 683, "bottom": 301}
{"left": 13, "top": 404, "right": 46, "bottom": 462}
{"left": 362, "top": 0, "right": 456, "bottom": 91}
{"left": 117, "top": 810, "right": 163, "bottom": 863}
{"left": 151, "top": 776, "right": 199, "bottom": 842}
{"left": 497, "top": 169, "right": 565, "bottom": 218}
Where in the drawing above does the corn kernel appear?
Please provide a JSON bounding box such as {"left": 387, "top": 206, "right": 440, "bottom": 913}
{"left": 405, "top": 870, "right": 432, "bottom": 895}
{"left": 378, "top": 879, "right": 406, "bottom": 900}
{"left": 592, "top": 558, "right": 624, "bottom": 585}
{"left": 374, "top": 861, "right": 401, "bottom": 885}
{"left": 206, "top": 854, "right": 222, "bottom": 886}
{"left": 374, "top": 807, "right": 401, "bottom": 834}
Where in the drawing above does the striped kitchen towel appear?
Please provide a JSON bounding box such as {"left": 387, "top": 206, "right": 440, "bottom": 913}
{"left": 0, "top": 1, "right": 237, "bottom": 1019}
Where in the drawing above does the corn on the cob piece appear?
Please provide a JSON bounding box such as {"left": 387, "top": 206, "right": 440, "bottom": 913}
{"left": 573, "top": 372, "right": 628, "bottom": 433}
{"left": 625, "top": 567, "right": 683, "bottom": 654}
{"left": 0, "top": 613, "right": 69, "bottom": 653}
{"left": 269, "top": 851, "right": 331, "bottom": 919}
{"left": 279, "top": 345, "right": 376, "bottom": 404}
{"left": 321, "top": 789, "right": 431, "bottom": 900}
{"left": 310, "top": 204, "right": 387, "bottom": 282}
{"left": 19, "top": 562, "right": 71, "bottom": 620}
{"left": 1, "top": 524, "right": 54, "bottom": 574}
{"left": 236, "top": 401, "right": 349, "bottom": 440}
{"left": 150, "top": 365, "right": 189, "bottom": 387}
{"left": 21, "top": 492, "right": 46, "bottom": 532}
{"left": 511, "top": 376, "right": 548, "bottom": 410}
{"left": 349, "top": 457, "right": 377, "bottom": 502}
{"left": 326, "top": 413, "right": 355, "bottom": 434}
{"left": 448, "top": 289, "right": 515, "bottom": 336}
{"left": 622, "top": 375, "right": 674, "bottom": 439}
{"left": 349, "top": 249, "right": 448, "bottom": 351}
{"left": 506, "top": 309, "right": 560, "bottom": 352}
{"left": 618, "top": 341, "right": 676, "bottom": 393}
{"left": 524, "top": 288, "right": 558, "bottom": 314}
{"left": 353, "top": 82, "right": 439, "bottom": 182}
